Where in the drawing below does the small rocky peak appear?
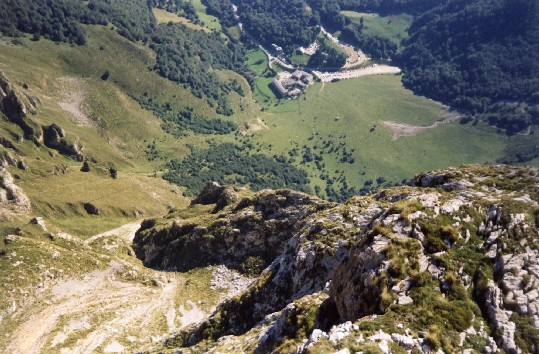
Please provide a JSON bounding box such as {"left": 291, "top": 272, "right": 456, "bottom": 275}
{"left": 41, "top": 123, "right": 83, "bottom": 161}
{"left": 190, "top": 181, "right": 239, "bottom": 212}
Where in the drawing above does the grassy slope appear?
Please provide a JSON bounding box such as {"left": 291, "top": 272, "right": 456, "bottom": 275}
{"left": 0, "top": 13, "right": 242, "bottom": 349}
{"left": 0, "top": 19, "right": 509, "bottom": 204}
{"left": 153, "top": 7, "right": 210, "bottom": 32}
{"left": 0, "top": 27, "right": 201, "bottom": 233}
{"left": 0, "top": 7, "right": 527, "bottom": 352}
{"left": 242, "top": 46, "right": 505, "bottom": 197}
{"left": 246, "top": 50, "right": 276, "bottom": 103}
{"left": 342, "top": 11, "right": 413, "bottom": 46}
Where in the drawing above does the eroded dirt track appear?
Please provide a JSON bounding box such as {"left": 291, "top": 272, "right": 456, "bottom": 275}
{"left": 4, "top": 224, "right": 203, "bottom": 354}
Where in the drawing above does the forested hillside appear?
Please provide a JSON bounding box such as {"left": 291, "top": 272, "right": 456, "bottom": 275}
{"left": 234, "top": 0, "right": 319, "bottom": 53}
{"left": 150, "top": 23, "right": 251, "bottom": 114}
{"left": 335, "top": 0, "right": 439, "bottom": 13}
{"left": 399, "top": 0, "right": 539, "bottom": 134}
{"left": 0, "top": 0, "right": 253, "bottom": 115}
{"left": 0, "top": 0, "right": 103, "bottom": 44}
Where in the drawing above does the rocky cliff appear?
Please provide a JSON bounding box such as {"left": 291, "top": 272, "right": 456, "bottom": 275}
{"left": 134, "top": 165, "right": 539, "bottom": 353}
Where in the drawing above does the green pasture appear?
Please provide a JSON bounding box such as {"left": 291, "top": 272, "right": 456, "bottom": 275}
{"left": 342, "top": 11, "right": 413, "bottom": 45}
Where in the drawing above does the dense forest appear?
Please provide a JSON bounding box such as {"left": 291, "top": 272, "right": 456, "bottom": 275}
{"left": 398, "top": 0, "right": 539, "bottom": 134}
{"left": 234, "top": 0, "right": 319, "bottom": 53}
{"left": 340, "top": 24, "right": 398, "bottom": 59}
{"left": 88, "top": 0, "right": 156, "bottom": 42}
{"left": 135, "top": 98, "right": 238, "bottom": 136}
{"left": 334, "top": 0, "right": 439, "bottom": 14}
{"left": 202, "top": 0, "right": 237, "bottom": 29}
{"left": 0, "top": 0, "right": 104, "bottom": 44}
{"left": 164, "top": 142, "right": 311, "bottom": 195}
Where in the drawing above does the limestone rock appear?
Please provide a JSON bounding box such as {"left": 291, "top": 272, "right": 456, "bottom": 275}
{"left": 484, "top": 281, "right": 518, "bottom": 353}
{"left": 30, "top": 217, "right": 46, "bottom": 230}
{"left": 190, "top": 181, "right": 225, "bottom": 205}
{"left": 415, "top": 172, "right": 450, "bottom": 187}
{"left": 0, "top": 72, "right": 41, "bottom": 140}
{"left": 0, "top": 167, "right": 30, "bottom": 215}
{"left": 190, "top": 181, "right": 240, "bottom": 213}
{"left": 42, "top": 123, "right": 83, "bottom": 161}
{"left": 152, "top": 166, "right": 539, "bottom": 354}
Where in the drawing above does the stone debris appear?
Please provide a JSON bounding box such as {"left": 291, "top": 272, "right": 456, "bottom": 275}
{"left": 210, "top": 265, "right": 255, "bottom": 298}
{"left": 328, "top": 321, "right": 357, "bottom": 343}
{"left": 103, "top": 341, "right": 125, "bottom": 353}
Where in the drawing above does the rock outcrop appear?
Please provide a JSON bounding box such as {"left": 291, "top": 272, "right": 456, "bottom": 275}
{"left": 139, "top": 165, "right": 539, "bottom": 354}
{"left": 42, "top": 123, "right": 83, "bottom": 161}
{"left": 190, "top": 181, "right": 240, "bottom": 212}
{"left": 0, "top": 167, "right": 31, "bottom": 216}
{"left": 0, "top": 72, "right": 41, "bottom": 141}
{"left": 0, "top": 72, "right": 83, "bottom": 160}
{"left": 134, "top": 189, "right": 334, "bottom": 272}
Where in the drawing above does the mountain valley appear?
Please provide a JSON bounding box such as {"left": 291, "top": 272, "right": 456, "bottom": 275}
{"left": 0, "top": 0, "right": 537, "bottom": 352}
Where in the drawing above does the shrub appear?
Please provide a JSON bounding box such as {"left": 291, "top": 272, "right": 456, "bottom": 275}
{"left": 101, "top": 70, "right": 110, "bottom": 81}
{"left": 80, "top": 161, "right": 90, "bottom": 172}
{"left": 109, "top": 167, "right": 118, "bottom": 179}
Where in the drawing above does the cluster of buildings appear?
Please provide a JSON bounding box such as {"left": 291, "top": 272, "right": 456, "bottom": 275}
{"left": 271, "top": 70, "right": 314, "bottom": 98}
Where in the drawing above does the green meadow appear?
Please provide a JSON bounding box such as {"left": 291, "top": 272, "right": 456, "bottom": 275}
{"left": 342, "top": 11, "right": 414, "bottom": 45}
{"left": 191, "top": 0, "right": 222, "bottom": 32}
{"left": 248, "top": 75, "right": 505, "bottom": 196}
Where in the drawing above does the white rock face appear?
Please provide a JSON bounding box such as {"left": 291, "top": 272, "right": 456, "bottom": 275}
{"left": 416, "top": 193, "right": 439, "bottom": 208}
{"left": 145, "top": 167, "right": 539, "bottom": 354}
{"left": 329, "top": 321, "right": 354, "bottom": 343}
{"left": 441, "top": 198, "right": 465, "bottom": 214}
{"left": 0, "top": 167, "right": 31, "bottom": 215}
{"left": 210, "top": 265, "right": 255, "bottom": 298}
{"left": 103, "top": 341, "right": 125, "bottom": 353}
{"left": 485, "top": 280, "right": 518, "bottom": 353}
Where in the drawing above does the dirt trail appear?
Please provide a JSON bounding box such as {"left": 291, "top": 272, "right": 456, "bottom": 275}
{"left": 4, "top": 223, "right": 202, "bottom": 354}
{"left": 382, "top": 110, "right": 462, "bottom": 140}
{"left": 5, "top": 263, "right": 184, "bottom": 354}
{"left": 85, "top": 221, "right": 142, "bottom": 245}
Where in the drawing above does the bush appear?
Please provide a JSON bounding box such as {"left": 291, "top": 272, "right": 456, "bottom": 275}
{"left": 109, "top": 167, "right": 117, "bottom": 179}
{"left": 80, "top": 161, "right": 90, "bottom": 172}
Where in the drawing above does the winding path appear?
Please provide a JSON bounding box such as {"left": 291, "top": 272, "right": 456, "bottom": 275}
{"left": 4, "top": 223, "right": 194, "bottom": 354}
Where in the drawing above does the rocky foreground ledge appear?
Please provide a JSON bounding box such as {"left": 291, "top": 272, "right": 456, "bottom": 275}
{"left": 134, "top": 165, "right": 539, "bottom": 353}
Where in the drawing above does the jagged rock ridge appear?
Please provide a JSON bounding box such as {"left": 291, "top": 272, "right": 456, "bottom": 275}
{"left": 0, "top": 72, "right": 82, "bottom": 160}
{"left": 134, "top": 165, "right": 539, "bottom": 353}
